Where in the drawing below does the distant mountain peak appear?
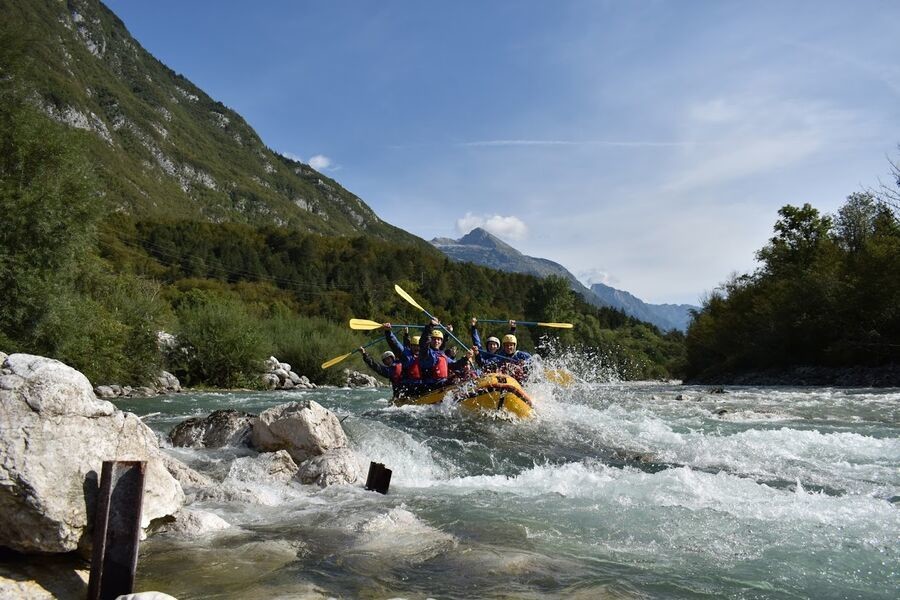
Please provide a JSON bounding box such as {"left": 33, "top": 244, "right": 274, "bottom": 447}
{"left": 430, "top": 229, "right": 699, "bottom": 332}
{"left": 456, "top": 228, "right": 517, "bottom": 251}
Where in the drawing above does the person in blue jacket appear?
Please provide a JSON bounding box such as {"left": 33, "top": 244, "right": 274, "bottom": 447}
{"left": 497, "top": 324, "right": 532, "bottom": 382}
{"left": 419, "top": 318, "right": 474, "bottom": 391}
{"left": 469, "top": 317, "right": 504, "bottom": 372}
{"left": 374, "top": 323, "right": 422, "bottom": 398}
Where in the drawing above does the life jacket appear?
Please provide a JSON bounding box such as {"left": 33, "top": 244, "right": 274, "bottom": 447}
{"left": 389, "top": 362, "right": 403, "bottom": 384}
{"left": 430, "top": 354, "right": 449, "bottom": 380}
{"left": 404, "top": 357, "right": 422, "bottom": 381}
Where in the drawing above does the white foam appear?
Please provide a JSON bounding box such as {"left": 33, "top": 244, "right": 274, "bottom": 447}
{"left": 418, "top": 461, "right": 899, "bottom": 537}
{"left": 346, "top": 420, "right": 452, "bottom": 485}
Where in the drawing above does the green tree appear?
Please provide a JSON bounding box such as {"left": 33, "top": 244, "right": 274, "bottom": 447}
{"left": 0, "top": 100, "right": 103, "bottom": 346}
{"left": 757, "top": 203, "right": 832, "bottom": 275}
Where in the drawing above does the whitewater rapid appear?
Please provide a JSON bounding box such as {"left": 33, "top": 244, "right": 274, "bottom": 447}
{"left": 120, "top": 377, "right": 899, "bottom": 599}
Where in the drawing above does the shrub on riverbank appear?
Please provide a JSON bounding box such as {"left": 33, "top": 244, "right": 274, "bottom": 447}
{"left": 170, "top": 291, "right": 271, "bottom": 388}
{"left": 0, "top": 99, "right": 170, "bottom": 384}
{"left": 262, "top": 311, "right": 371, "bottom": 386}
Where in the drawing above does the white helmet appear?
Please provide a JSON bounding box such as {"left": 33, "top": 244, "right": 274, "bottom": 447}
{"left": 381, "top": 351, "right": 395, "bottom": 361}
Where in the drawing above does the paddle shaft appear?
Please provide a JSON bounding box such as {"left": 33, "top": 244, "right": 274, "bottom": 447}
{"left": 349, "top": 319, "right": 424, "bottom": 331}
{"left": 393, "top": 285, "right": 470, "bottom": 349}
{"left": 477, "top": 319, "right": 572, "bottom": 328}
{"left": 321, "top": 336, "right": 385, "bottom": 369}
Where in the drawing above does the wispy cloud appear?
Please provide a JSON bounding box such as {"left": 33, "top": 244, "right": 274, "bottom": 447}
{"left": 664, "top": 134, "right": 823, "bottom": 192}
{"left": 787, "top": 40, "right": 900, "bottom": 99}
{"left": 457, "top": 139, "right": 694, "bottom": 148}
{"left": 664, "top": 95, "right": 868, "bottom": 192}
{"left": 308, "top": 154, "right": 332, "bottom": 171}
{"left": 277, "top": 151, "right": 336, "bottom": 172}
{"left": 456, "top": 212, "right": 528, "bottom": 241}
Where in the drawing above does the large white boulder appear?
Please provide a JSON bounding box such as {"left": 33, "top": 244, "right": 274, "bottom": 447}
{"left": 0, "top": 354, "right": 184, "bottom": 554}
{"left": 250, "top": 400, "right": 347, "bottom": 463}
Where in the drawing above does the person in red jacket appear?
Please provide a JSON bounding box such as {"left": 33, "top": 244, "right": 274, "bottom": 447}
{"left": 419, "top": 318, "right": 475, "bottom": 391}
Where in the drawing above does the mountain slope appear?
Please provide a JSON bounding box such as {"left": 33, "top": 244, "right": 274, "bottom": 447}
{"left": 432, "top": 227, "right": 603, "bottom": 300}
{"left": 1, "top": 0, "right": 425, "bottom": 247}
{"left": 590, "top": 283, "right": 697, "bottom": 332}
{"left": 432, "top": 228, "right": 698, "bottom": 331}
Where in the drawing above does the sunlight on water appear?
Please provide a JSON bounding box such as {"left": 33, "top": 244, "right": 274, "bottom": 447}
{"left": 119, "top": 359, "right": 900, "bottom": 599}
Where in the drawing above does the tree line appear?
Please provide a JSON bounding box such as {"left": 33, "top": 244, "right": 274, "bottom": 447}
{"left": 685, "top": 181, "right": 900, "bottom": 380}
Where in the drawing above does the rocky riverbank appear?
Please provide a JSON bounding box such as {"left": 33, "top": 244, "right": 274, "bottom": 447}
{"left": 685, "top": 363, "right": 900, "bottom": 387}
{"left": 0, "top": 352, "right": 368, "bottom": 599}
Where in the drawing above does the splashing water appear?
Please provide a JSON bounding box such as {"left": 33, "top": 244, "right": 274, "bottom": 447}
{"left": 117, "top": 361, "right": 900, "bottom": 599}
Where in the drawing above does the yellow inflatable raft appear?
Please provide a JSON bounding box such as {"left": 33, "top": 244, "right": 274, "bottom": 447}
{"left": 393, "top": 373, "right": 534, "bottom": 419}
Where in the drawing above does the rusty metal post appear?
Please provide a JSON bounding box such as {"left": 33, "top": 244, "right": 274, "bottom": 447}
{"left": 87, "top": 460, "right": 146, "bottom": 600}
{"left": 364, "top": 461, "right": 392, "bottom": 494}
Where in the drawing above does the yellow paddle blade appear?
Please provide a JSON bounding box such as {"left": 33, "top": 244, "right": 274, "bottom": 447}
{"left": 349, "top": 318, "right": 383, "bottom": 330}
{"left": 546, "top": 369, "right": 575, "bottom": 386}
{"left": 536, "top": 322, "right": 574, "bottom": 329}
{"left": 394, "top": 284, "right": 424, "bottom": 312}
{"left": 321, "top": 351, "right": 353, "bottom": 370}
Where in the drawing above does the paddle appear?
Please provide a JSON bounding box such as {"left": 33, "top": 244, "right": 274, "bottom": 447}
{"left": 393, "top": 284, "right": 471, "bottom": 349}
{"left": 349, "top": 319, "right": 424, "bottom": 331}
{"left": 476, "top": 319, "right": 574, "bottom": 329}
{"left": 320, "top": 337, "right": 385, "bottom": 369}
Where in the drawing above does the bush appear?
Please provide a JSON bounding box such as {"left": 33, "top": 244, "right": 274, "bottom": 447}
{"left": 262, "top": 310, "right": 375, "bottom": 386}
{"left": 172, "top": 291, "right": 271, "bottom": 388}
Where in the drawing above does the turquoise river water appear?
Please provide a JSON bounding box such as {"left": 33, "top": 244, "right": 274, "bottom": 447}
{"left": 114, "top": 367, "right": 899, "bottom": 599}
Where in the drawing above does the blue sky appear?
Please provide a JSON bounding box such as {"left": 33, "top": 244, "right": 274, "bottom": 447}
{"left": 105, "top": 0, "right": 900, "bottom": 305}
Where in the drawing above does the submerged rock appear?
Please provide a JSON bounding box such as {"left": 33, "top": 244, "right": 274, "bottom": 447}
{"left": 159, "top": 453, "right": 219, "bottom": 500}
{"left": 168, "top": 409, "right": 255, "bottom": 448}
{"left": 227, "top": 450, "right": 299, "bottom": 485}
{"left": 0, "top": 353, "right": 184, "bottom": 554}
{"left": 157, "top": 507, "right": 231, "bottom": 537}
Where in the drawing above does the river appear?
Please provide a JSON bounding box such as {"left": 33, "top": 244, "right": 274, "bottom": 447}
{"left": 114, "top": 367, "right": 899, "bottom": 599}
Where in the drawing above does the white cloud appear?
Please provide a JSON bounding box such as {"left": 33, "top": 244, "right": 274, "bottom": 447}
{"left": 665, "top": 95, "right": 866, "bottom": 193}
{"left": 456, "top": 212, "right": 528, "bottom": 242}
{"left": 577, "top": 268, "right": 618, "bottom": 288}
{"left": 308, "top": 154, "right": 332, "bottom": 171}
{"left": 688, "top": 98, "right": 741, "bottom": 124}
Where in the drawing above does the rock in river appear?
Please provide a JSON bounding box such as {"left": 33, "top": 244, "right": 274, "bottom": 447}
{"left": 0, "top": 354, "right": 184, "bottom": 554}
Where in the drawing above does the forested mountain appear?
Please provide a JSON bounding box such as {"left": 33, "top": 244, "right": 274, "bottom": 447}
{"left": 589, "top": 283, "right": 697, "bottom": 332}
{"left": 1, "top": 0, "right": 423, "bottom": 246}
